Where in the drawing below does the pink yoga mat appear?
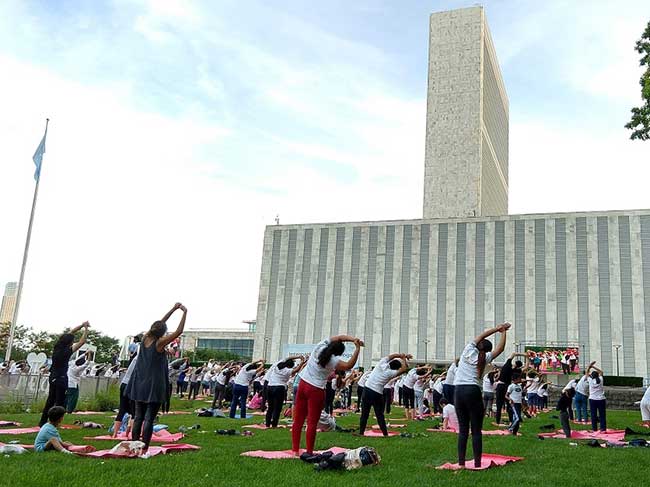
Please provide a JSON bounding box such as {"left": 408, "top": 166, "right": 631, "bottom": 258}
{"left": 0, "top": 425, "right": 77, "bottom": 435}
{"left": 0, "top": 427, "right": 40, "bottom": 435}
{"left": 242, "top": 424, "right": 287, "bottom": 430}
{"left": 372, "top": 424, "right": 406, "bottom": 429}
{"left": 437, "top": 453, "right": 524, "bottom": 471}
{"left": 426, "top": 428, "right": 515, "bottom": 436}
{"left": 0, "top": 421, "right": 21, "bottom": 427}
{"left": 84, "top": 431, "right": 184, "bottom": 443}
{"left": 71, "top": 411, "right": 105, "bottom": 415}
{"left": 240, "top": 447, "right": 347, "bottom": 460}
{"left": 161, "top": 411, "right": 192, "bottom": 415}
{"left": 81, "top": 443, "right": 200, "bottom": 458}
{"left": 363, "top": 430, "right": 400, "bottom": 437}
{"left": 538, "top": 429, "right": 625, "bottom": 442}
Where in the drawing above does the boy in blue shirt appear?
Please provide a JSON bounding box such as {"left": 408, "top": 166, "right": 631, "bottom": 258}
{"left": 34, "top": 406, "right": 78, "bottom": 454}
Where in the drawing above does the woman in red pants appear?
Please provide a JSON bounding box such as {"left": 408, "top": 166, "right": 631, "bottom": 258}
{"left": 291, "top": 335, "right": 363, "bottom": 455}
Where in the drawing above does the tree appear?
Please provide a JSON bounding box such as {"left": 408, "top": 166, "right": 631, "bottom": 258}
{"left": 0, "top": 323, "right": 119, "bottom": 363}
{"left": 0, "top": 322, "right": 33, "bottom": 361}
{"left": 625, "top": 20, "right": 650, "bottom": 140}
{"left": 192, "top": 348, "right": 242, "bottom": 363}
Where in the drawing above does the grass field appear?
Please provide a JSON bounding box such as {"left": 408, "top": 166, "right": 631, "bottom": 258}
{"left": 1, "top": 398, "right": 648, "bottom": 487}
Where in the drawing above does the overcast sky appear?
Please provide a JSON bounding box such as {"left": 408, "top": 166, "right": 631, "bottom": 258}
{"left": 1, "top": 0, "right": 649, "bottom": 339}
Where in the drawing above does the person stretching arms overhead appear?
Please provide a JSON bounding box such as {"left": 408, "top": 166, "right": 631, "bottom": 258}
{"left": 454, "top": 322, "right": 511, "bottom": 468}
{"left": 359, "top": 353, "right": 411, "bottom": 436}
{"left": 291, "top": 335, "right": 363, "bottom": 456}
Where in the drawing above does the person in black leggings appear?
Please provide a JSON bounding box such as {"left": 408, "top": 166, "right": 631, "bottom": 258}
{"left": 359, "top": 354, "right": 410, "bottom": 435}
{"left": 113, "top": 347, "right": 138, "bottom": 436}
{"left": 265, "top": 355, "right": 303, "bottom": 428}
{"left": 126, "top": 303, "right": 187, "bottom": 454}
{"left": 454, "top": 323, "right": 511, "bottom": 468}
{"left": 493, "top": 352, "right": 524, "bottom": 425}
{"left": 402, "top": 365, "right": 431, "bottom": 420}
{"left": 384, "top": 377, "right": 398, "bottom": 414}
{"left": 39, "top": 322, "right": 89, "bottom": 427}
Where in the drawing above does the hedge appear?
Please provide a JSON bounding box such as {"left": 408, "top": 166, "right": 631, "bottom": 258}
{"left": 603, "top": 375, "right": 643, "bottom": 387}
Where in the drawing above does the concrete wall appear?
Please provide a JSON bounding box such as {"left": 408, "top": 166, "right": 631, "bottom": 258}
{"left": 423, "top": 6, "right": 509, "bottom": 219}
{"left": 254, "top": 209, "right": 650, "bottom": 378}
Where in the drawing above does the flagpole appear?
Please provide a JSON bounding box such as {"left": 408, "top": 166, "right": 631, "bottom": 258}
{"left": 5, "top": 118, "right": 49, "bottom": 362}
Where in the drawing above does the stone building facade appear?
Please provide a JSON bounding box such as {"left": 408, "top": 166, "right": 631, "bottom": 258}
{"left": 254, "top": 210, "right": 650, "bottom": 377}
{"left": 423, "top": 6, "right": 509, "bottom": 219}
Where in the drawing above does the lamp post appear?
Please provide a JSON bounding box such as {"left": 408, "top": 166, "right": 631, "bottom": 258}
{"left": 423, "top": 339, "right": 430, "bottom": 363}
{"left": 613, "top": 344, "right": 622, "bottom": 376}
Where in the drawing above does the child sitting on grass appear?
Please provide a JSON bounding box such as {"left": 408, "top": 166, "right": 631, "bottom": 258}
{"left": 34, "top": 406, "right": 92, "bottom": 454}
{"left": 440, "top": 398, "right": 458, "bottom": 432}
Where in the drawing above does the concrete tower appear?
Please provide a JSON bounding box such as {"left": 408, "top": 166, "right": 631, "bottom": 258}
{"left": 0, "top": 282, "right": 17, "bottom": 323}
{"left": 423, "top": 6, "right": 509, "bottom": 219}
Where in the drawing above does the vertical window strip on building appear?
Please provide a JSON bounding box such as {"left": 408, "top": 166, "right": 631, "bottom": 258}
{"left": 555, "top": 219, "right": 568, "bottom": 344}
{"left": 330, "top": 227, "right": 346, "bottom": 336}
{"left": 596, "top": 216, "right": 614, "bottom": 371}
{"left": 494, "top": 221, "right": 505, "bottom": 325}
{"left": 382, "top": 226, "right": 396, "bottom": 355}
{"left": 347, "top": 227, "right": 362, "bottom": 338}
{"left": 534, "top": 219, "right": 546, "bottom": 343}
{"left": 596, "top": 217, "right": 613, "bottom": 372}
{"left": 575, "top": 217, "right": 590, "bottom": 355}
{"left": 436, "top": 224, "right": 448, "bottom": 358}
{"left": 400, "top": 225, "right": 413, "bottom": 352}
{"left": 455, "top": 223, "right": 467, "bottom": 356}
{"left": 312, "top": 228, "right": 329, "bottom": 343}
{"left": 514, "top": 221, "right": 526, "bottom": 344}
{"left": 418, "top": 224, "right": 430, "bottom": 359}
{"left": 364, "top": 227, "right": 379, "bottom": 366}
{"left": 296, "top": 229, "right": 313, "bottom": 344}
{"left": 640, "top": 216, "right": 650, "bottom": 378}
{"left": 265, "top": 230, "right": 283, "bottom": 348}
{"left": 617, "top": 216, "right": 636, "bottom": 375}
{"left": 280, "top": 229, "right": 297, "bottom": 346}
{"left": 475, "top": 222, "right": 486, "bottom": 335}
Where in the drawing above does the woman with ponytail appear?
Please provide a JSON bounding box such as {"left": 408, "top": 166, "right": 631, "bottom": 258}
{"left": 126, "top": 303, "right": 187, "bottom": 455}
{"left": 291, "top": 335, "right": 363, "bottom": 455}
{"left": 265, "top": 355, "right": 304, "bottom": 428}
{"left": 585, "top": 361, "right": 606, "bottom": 432}
{"left": 39, "top": 322, "right": 90, "bottom": 427}
{"left": 454, "top": 322, "right": 511, "bottom": 468}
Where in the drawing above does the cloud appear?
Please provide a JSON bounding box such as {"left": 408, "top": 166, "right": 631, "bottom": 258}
{"left": 0, "top": 0, "right": 648, "bottom": 343}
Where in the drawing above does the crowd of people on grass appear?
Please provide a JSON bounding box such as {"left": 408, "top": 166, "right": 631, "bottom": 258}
{"left": 21, "top": 308, "right": 650, "bottom": 466}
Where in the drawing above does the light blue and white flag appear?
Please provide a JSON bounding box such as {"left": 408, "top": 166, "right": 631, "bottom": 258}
{"left": 32, "top": 126, "right": 47, "bottom": 181}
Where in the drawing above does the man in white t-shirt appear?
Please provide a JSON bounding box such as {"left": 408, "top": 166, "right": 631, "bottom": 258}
{"left": 506, "top": 374, "right": 523, "bottom": 435}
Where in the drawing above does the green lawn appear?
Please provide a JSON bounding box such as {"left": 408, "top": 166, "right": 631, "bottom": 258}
{"left": 0, "top": 398, "right": 647, "bottom": 487}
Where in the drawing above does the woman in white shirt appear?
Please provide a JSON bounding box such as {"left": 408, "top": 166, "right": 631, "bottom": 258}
{"left": 359, "top": 353, "right": 411, "bottom": 436}
{"left": 229, "top": 359, "right": 265, "bottom": 419}
{"left": 482, "top": 370, "right": 497, "bottom": 417}
{"left": 640, "top": 384, "right": 650, "bottom": 427}
{"left": 585, "top": 361, "right": 606, "bottom": 432}
{"left": 402, "top": 365, "right": 432, "bottom": 420}
{"left": 454, "top": 322, "right": 511, "bottom": 469}
{"left": 265, "top": 355, "right": 304, "bottom": 428}
{"left": 443, "top": 360, "right": 458, "bottom": 405}
{"left": 291, "top": 335, "right": 363, "bottom": 455}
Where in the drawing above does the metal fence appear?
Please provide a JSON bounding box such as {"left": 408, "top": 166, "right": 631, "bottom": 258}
{"left": 0, "top": 373, "right": 120, "bottom": 407}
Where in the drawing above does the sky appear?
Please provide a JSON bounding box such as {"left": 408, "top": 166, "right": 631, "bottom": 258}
{"left": 0, "top": 0, "right": 649, "bottom": 339}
